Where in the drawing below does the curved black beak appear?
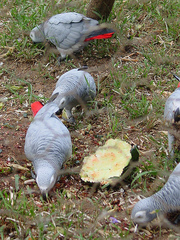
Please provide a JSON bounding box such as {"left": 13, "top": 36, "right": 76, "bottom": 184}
{"left": 174, "top": 108, "right": 180, "bottom": 123}
{"left": 42, "top": 192, "right": 48, "bottom": 201}
{"left": 56, "top": 108, "right": 63, "bottom": 115}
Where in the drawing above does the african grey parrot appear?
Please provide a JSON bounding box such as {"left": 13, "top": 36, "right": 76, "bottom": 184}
{"left": 30, "top": 12, "right": 115, "bottom": 60}
{"left": 131, "top": 162, "right": 180, "bottom": 225}
{"left": 164, "top": 74, "right": 180, "bottom": 157}
{"left": 52, "top": 67, "right": 96, "bottom": 123}
{"left": 24, "top": 94, "right": 72, "bottom": 199}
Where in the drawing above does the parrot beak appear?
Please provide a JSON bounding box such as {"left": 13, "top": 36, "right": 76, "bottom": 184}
{"left": 41, "top": 191, "right": 48, "bottom": 201}
{"left": 55, "top": 108, "right": 63, "bottom": 115}
{"left": 174, "top": 108, "right": 180, "bottom": 123}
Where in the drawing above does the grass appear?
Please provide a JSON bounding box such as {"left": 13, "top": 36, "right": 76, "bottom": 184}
{"left": 0, "top": 183, "right": 133, "bottom": 239}
{"left": 2, "top": 75, "right": 48, "bottom": 104}
{"left": 1, "top": 0, "right": 180, "bottom": 239}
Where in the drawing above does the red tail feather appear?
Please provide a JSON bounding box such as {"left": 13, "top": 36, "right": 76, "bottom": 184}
{"left": 84, "top": 32, "right": 114, "bottom": 42}
{"left": 31, "top": 101, "right": 43, "bottom": 116}
{"left": 178, "top": 82, "right": 180, "bottom": 88}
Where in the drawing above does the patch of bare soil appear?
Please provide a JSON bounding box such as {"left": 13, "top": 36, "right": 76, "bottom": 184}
{"left": 0, "top": 46, "right": 177, "bottom": 239}
{"left": 0, "top": 51, "right": 115, "bottom": 188}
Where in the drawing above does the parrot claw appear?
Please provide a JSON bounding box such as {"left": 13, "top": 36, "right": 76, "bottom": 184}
{"left": 62, "top": 116, "right": 76, "bottom": 124}
{"left": 68, "top": 116, "right": 76, "bottom": 124}
{"left": 57, "top": 176, "right": 60, "bottom": 182}
{"left": 31, "top": 169, "right": 36, "bottom": 179}
{"left": 57, "top": 54, "right": 68, "bottom": 65}
{"left": 57, "top": 56, "right": 62, "bottom": 65}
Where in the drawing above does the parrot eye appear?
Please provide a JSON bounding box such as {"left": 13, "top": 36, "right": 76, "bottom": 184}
{"left": 60, "top": 97, "right": 66, "bottom": 107}
{"left": 136, "top": 214, "right": 143, "bottom": 219}
{"left": 30, "top": 32, "right": 35, "bottom": 40}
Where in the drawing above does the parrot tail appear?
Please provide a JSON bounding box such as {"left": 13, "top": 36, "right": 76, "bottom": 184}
{"left": 31, "top": 101, "right": 44, "bottom": 117}
{"left": 84, "top": 26, "right": 115, "bottom": 42}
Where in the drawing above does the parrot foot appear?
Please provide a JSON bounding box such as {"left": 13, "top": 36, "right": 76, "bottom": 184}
{"left": 68, "top": 116, "right": 76, "bottom": 124}
{"left": 31, "top": 169, "right": 36, "bottom": 179}
{"left": 57, "top": 54, "right": 68, "bottom": 65}
{"left": 62, "top": 116, "right": 76, "bottom": 124}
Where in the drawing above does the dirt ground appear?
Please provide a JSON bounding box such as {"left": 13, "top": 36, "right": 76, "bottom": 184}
{"left": 0, "top": 47, "right": 120, "bottom": 189}
{"left": 1, "top": 40, "right": 180, "bottom": 239}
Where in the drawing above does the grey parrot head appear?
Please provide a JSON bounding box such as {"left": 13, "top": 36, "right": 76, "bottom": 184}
{"left": 131, "top": 197, "right": 158, "bottom": 225}
{"left": 52, "top": 92, "right": 67, "bottom": 111}
{"left": 58, "top": 96, "right": 67, "bottom": 109}
{"left": 30, "top": 24, "right": 45, "bottom": 43}
{"left": 36, "top": 166, "right": 58, "bottom": 200}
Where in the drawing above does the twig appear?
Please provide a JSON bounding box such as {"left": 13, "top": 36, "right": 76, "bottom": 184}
{"left": 0, "top": 46, "right": 15, "bottom": 58}
{"left": 120, "top": 57, "right": 139, "bottom": 62}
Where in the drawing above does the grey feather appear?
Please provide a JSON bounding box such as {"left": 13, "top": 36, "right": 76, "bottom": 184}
{"left": 52, "top": 68, "right": 96, "bottom": 122}
{"left": 131, "top": 163, "right": 180, "bottom": 225}
{"left": 49, "top": 12, "right": 85, "bottom": 24}
{"left": 30, "top": 12, "right": 98, "bottom": 59}
{"left": 164, "top": 88, "right": 180, "bottom": 156}
{"left": 24, "top": 101, "right": 72, "bottom": 197}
